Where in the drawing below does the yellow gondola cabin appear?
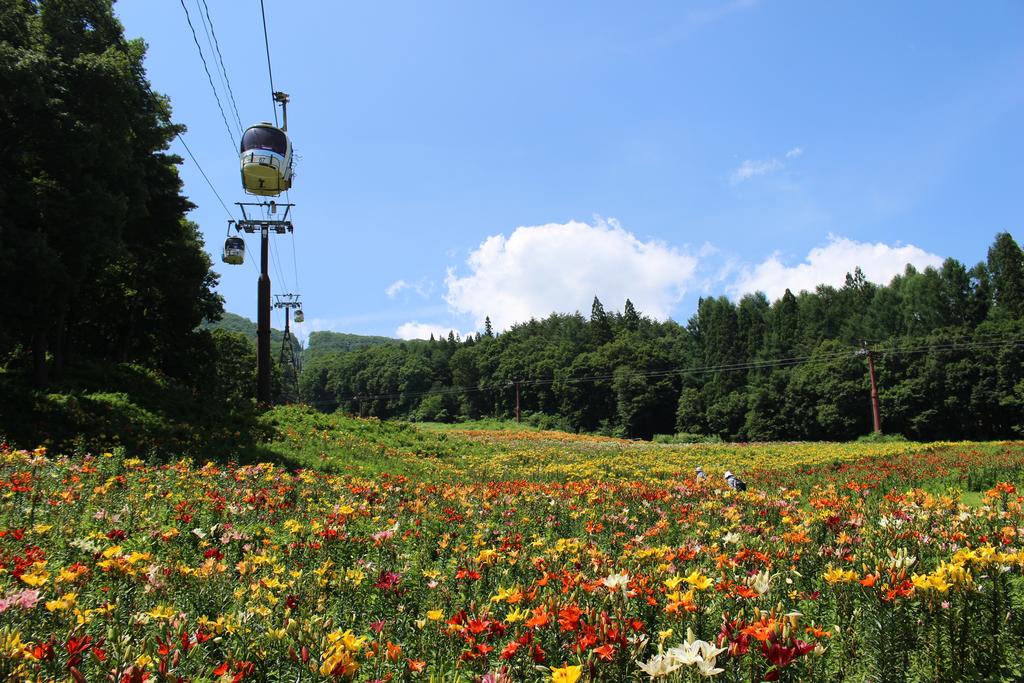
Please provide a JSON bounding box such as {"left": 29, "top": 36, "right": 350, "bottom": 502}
{"left": 240, "top": 123, "right": 293, "bottom": 196}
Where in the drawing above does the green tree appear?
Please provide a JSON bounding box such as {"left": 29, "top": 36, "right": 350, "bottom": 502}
{"left": 786, "top": 340, "right": 869, "bottom": 439}
{"left": 987, "top": 232, "right": 1024, "bottom": 319}
{"left": 623, "top": 299, "right": 641, "bottom": 331}
{"left": 589, "top": 296, "right": 613, "bottom": 346}
{"left": 0, "top": 0, "right": 222, "bottom": 386}
{"left": 200, "top": 330, "right": 257, "bottom": 408}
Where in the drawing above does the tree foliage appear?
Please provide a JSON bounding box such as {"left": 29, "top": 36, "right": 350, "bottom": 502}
{"left": 300, "top": 233, "right": 1024, "bottom": 441}
{"left": 0, "top": 0, "right": 222, "bottom": 386}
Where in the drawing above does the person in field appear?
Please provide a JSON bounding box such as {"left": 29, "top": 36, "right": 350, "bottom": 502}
{"left": 724, "top": 470, "right": 747, "bottom": 491}
{"left": 695, "top": 466, "right": 707, "bottom": 481}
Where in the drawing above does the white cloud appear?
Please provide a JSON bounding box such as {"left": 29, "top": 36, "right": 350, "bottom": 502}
{"left": 443, "top": 218, "right": 699, "bottom": 331}
{"left": 386, "top": 278, "right": 434, "bottom": 299}
{"left": 731, "top": 146, "right": 804, "bottom": 183}
{"left": 697, "top": 241, "right": 719, "bottom": 258}
{"left": 385, "top": 280, "right": 408, "bottom": 297}
{"left": 396, "top": 321, "right": 463, "bottom": 341}
{"left": 729, "top": 235, "right": 944, "bottom": 301}
{"left": 731, "top": 158, "right": 783, "bottom": 183}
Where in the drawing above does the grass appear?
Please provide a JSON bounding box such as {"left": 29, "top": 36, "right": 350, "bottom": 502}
{"left": 416, "top": 417, "right": 540, "bottom": 432}
{"left": 253, "top": 406, "right": 1024, "bottom": 493}
{"left": 255, "top": 405, "right": 491, "bottom": 477}
{"left": 960, "top": 490, "right": 986, "bottom": 507}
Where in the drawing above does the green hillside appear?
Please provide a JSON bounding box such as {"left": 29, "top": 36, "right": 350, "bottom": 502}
{"left": 305, "top": 330, "right": 395, "bottom": 361}
{"left": 202, "top": 312, "right": 302, "bottom": 358}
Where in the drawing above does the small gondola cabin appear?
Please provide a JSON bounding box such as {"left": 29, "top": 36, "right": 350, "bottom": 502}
{"left": 222, "top": 237, "right": 245, "bottom": 265}
{"left": 293, "top": 309, "right": 304, "bottom": 324}
{"left": 240, "top": 123, "right": 293, "bottom": 196}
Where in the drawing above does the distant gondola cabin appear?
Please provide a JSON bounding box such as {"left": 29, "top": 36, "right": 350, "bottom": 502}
{"left": 293, "top": 309, "right": 304, "bottom": 323}
{"left": 222, "top": 237, "right": 245, "bottom": 265}
{"left": 240, "top": 123, "right": 293, "bottom": 196}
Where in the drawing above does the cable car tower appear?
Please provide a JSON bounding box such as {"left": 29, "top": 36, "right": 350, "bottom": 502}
{"left": 220, "top": 92, "right": 300, "bottom": 404}
{"left": 227, "top": 200, "right": 293, "bottom": 403}
{"left": 274, "top": 293, "right": 302, "bottom": 402}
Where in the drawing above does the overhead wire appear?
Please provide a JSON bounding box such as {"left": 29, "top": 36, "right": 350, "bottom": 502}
{"left": 252, "top": 0, "right": 304, "bottom": 360}
{"left": 117, "top": 28, "right": 248, "bottom": 276}
{"left": 178, "top": 0, "right": 237, "bottom": 152}
{"left": 303, "top": 333, "right": 1024, "bottom": 407}
{"left": 175, "top": 133, "right": 260, "bottom": 274}
{"left": 255, "top": 201, "right": 289, "bottom": 290}
{"left": 286, "top": 190, "right": 301, "bottom": 296}
{"left": 175, "top": 133, "right": 235, "bottom": 220}
{"left": 875, "top": 335, "right": 1024, "bottom": 356}
{"left": 253, "top": 1, "right": 299, "bottom": 304}
{"left": 196, "top": 0, "right": 244, "bottom": 132}
{"left": 304, "top": 354, "right": 847, "bottom": 408}
{"left": 257, "top": 6, "right": 301, "bottom": 316}
{"left": 192, "top": 0, "right": 231, "bottom": 129}
{"left": 259, "top": 0, "right": 279, "bottom": 128}
{"left": 270, "top": 230, "right": 289, "bottom": 292}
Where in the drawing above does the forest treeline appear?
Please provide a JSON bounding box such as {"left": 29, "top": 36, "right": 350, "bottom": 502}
{"left": 300, "top": 233, "right": 1024, "bottom": 441}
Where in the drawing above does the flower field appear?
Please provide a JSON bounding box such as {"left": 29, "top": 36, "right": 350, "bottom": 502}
{"left": 2, "top": 428, "right": 1024, "bottom": 681}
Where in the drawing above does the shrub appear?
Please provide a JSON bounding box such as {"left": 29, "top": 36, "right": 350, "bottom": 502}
{"left": 653, "top": 432, "right": 725, "bottom": 444}
{"left": 856, "top": 432, "right": 908, "bottom": 443}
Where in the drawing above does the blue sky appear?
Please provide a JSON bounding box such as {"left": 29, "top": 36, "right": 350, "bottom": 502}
{"left": 116, "top": 1, "right": 1023, "bottom": 342}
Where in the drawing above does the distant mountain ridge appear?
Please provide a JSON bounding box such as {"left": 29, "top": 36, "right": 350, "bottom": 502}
{"left": 202, "top": 313, "right": 394, "bottom": 361}
{"left": 202, "top": 311, "right": 294, "bottom": 345}
{"left": 305, "top": 331, "right": 395, "bottom": 361}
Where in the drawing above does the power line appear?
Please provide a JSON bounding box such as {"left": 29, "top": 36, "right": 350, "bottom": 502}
{"left": 289, "top": 231, "right": 301, "bottom": 295}
{"left": 178, "top": 0, "right": 237, "bottom": 152}
{"left": 175, "top": 133, "right": 234, "bottom": 220}
{"left": 303, "top": 356, "right": 838, "bottom": 408}
{"left": 259, "top": 0, "right": 279, "bottom": 127}
{"left": 254, "top": 201, "right": 290, "bottom": 288}
{"left": 197, "top": 0, "right": 244, "bottom": 132}
{"left": 174, "top": 133, "right": 258, "bottom": 272}
{"left": 316, "top": 348, "right": 852, "bottom": 405}
{"left": 270, "top": 230, "right": 289, "bottom": 293}
{"left": 876, "top": 336, "right": 1024, "bottom": 357}
{"left": 302, "top": 334, "right": 1024, "bottom": 407}
{"left": 252, "top": 3, "right": 300, "bottom": 314}
{"left": 286, "top": 190, "right": 301, "bottom": 295}
{"left": 240, "top": 232, "right": 260, "bottom": 274}
{"left": 193, "top": 0, "right": 231, "bottom": 129}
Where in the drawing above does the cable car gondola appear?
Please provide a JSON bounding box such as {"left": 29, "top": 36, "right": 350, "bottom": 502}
{"left": 222, "top": 236, "right": 245, "bottom": 265}
{"left": 293, "top": 309, "right": 304, "bottom": 324}
{"left": 240, "top": 122, "right": 293, "bottom": 196}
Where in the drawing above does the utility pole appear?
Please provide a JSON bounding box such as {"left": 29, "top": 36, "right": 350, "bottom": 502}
{"left": 232, "top": 202, "right": 294, "bottom": 405}
{"left": 858, "top": 342, "right": 882, "bottom": 434}
{"left": 515, "top": 380, "right": 521, "bottom": 424}
{"left": 507, "top": 379, "right": 521, "bottom": 423}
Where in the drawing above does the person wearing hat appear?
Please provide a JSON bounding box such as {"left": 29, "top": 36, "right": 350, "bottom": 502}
{"left": 695, "top": 466, "right": 707, "bottom": 481}
{"left": 724, "top": 470, "right": 747, "bottom": 491}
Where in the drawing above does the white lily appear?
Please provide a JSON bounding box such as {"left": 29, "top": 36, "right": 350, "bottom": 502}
{"left": 602, "top": 572, "right": 630, "bottom": 591}
{"left": 637, "top": 652, "right": 683, "bottom": 679}
{"left": 695, "top": 658, "right": 725, "bottom": 677}
{"left": 698, "top": 640, "right": 727, "bottom": 661}
{"left": 666, "top": 641, "right": 702, "bottom": 666}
